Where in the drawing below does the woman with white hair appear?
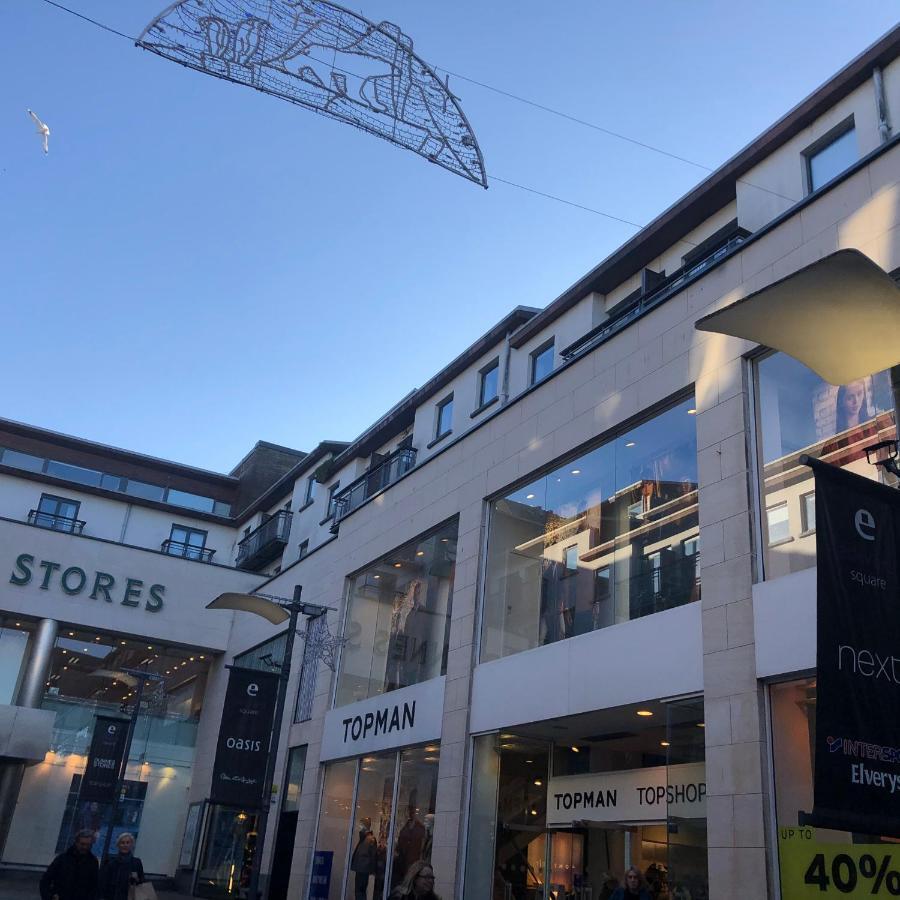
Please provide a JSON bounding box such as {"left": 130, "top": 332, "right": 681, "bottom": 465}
{"left": 98, "top": 833, "right": 145, "bottom": 900}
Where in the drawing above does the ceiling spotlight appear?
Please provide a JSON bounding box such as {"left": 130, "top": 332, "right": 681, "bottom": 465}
{"left": 440, "top": 538, "right": 449, "bottom": 543}
{"left": 416, "top": 551, "right": 425, "bottom": 557}
{"left": 636, "top": 710, "right": 654, "bottom": 717}
{"left": 697, "top": 722, "right": 706, "bottom": 728}
{"left": 14, "top": 622, "right": 21, "bottom": 627}
{"left": 534, "top": 779, "right": 543, "bottom": 786}
{"left": 147, "top": 646, "right": 153, "bottom": 650}
{"left": 530, "top": 808, "right": 538, "bottom": 816}
{"left": 625, "top": 441, "right": 636, "bottom": 448}
{"left": 120, "top": 641, "right": 126, "bottom": 645}
{"left": 199, "top": 655, "right": 205, "bottom": 660}
{"left": 660, "top": 741, "right": 670, "bottom": 747}
{"left": 526, "top": 493, "right": 536, "bottom": 500}
{"left": 373, "top": 574, "right": 381, "bottom": 579}
{"left": 68, "top": 632, "right": 75, "bottom": 637}
{"left": 63, "top": 666, "right": 68, "bottom": 671}
{"left": 393, "top": 562, "right": 402, "bottom": 568}
{"left": 571, "top": 469, "right": 581, "bottom": 475}
{"left": 687, "top": 408, "right": 697, "bottom": 415}
{"left": 190, "top": 657, "right": 195, "bottom": 662}
{"left": 571, "top": 746, "right": 580, "bottom": 753}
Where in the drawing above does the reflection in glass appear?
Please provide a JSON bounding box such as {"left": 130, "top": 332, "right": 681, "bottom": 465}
{"left": 756, "top": 353, "right": 897, "bottom": 579}
{"left": 771, "top": 678, "right": 897, "bottom": 897}
{"left": 316, "top": 760, "right": 357, "bottom": 900}
{"left": 390, "top": 747, "right": 439, "bottom": 890}
{"left": 482, "top": 397, "right": 699, "bottom": 662}
{"left": 347, "top": 756, "right": 394, "bottom": 900}
{"left": 283, "top": 746, "right": 307, "bottom": 813}
{"left": 195, "top": 806, "right": 258, "bottom": 899}
{"left": 336, "top": 522, "right": 457, "bottom": 707}
{"left": 808, "top": 126, "right": 856, "bottom": 191}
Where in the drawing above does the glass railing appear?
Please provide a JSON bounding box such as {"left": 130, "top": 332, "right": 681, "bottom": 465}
{"left": 161, "top": 539, "right": 216, "bottom": 562}
{"left": 235, "top": 509, "right": 292, "bottom": 568}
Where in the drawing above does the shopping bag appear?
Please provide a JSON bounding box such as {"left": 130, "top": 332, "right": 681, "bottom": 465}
{"left": 130, "top": 882, "right": 158, "bottom": 900}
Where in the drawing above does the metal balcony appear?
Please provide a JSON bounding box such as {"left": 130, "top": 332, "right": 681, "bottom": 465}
{"left": 28, "top": 510, "right": 86, "bottom": 534}
{"left": 161, "top": 539, "right": 216, "bottom": 562}
{"left": 236, "top": 509, "right": 292, "bottom": 570}
{"left": 331, "top": 446, "right": 417, "bottom": 532}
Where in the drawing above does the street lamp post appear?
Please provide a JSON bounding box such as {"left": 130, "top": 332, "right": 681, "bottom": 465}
{"left": 206, "top": 586, "right": 331, "bottom": 900}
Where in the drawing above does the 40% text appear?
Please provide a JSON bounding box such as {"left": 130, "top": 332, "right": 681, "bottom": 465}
{"left": 806, "top": 854, "right": 900, "bottom": 894}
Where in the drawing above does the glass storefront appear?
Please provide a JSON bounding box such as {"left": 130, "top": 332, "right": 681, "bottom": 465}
{"left": 770, "top": 677, "right": 900, "bottom": 898}
{"left": 481, "top": 397, "right": 699, "bottom": 662}
{"left": 196, "top": 807, "right": 259, "bottom": 900}
{"left": 3, "top": 625, "right": 211, "bottom": 877}
{"left": 311, "top": 746, "right": 440, "bottom": 900}
{"left": 463, "top": 699, "right": 707, "bottom": 899}
{"left": 755, "top": 353, "right": 897, "bottom": 579}
{"left": 0, "top": 623, "right": 29, "bottom": 703}
{"left": 336, "top": 521, "right": 458, "bottom": 707}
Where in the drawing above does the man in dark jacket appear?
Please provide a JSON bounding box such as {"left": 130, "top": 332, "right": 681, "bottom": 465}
{"left": 40, "top": 830, "right": 99, "bottom": 900}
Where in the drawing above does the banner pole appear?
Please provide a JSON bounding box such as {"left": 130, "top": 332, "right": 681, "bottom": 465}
{"left": 246, "top": 585, "right": 303, "bottom": 900}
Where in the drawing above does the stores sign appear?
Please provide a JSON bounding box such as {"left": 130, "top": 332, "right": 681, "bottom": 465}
{"left": 321, "top": 677, "right": 445, "bottom": 761}
{"left": 8, "top": 553, "right": 165, "bottom": 613}
{"left": 546, "top": 762, "right": 706, "bottom": 826}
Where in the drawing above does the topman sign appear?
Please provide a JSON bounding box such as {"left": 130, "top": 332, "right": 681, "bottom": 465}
{"left": 546, "top": 762, "right": 706, "bottom": 826}
{"left": 8, "top": 553, "right": 165, "bottom": 613}
{"left": 321, "top": 677, "right": 445, "bottom": 761}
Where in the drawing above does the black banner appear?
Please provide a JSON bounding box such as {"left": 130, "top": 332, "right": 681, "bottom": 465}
{"left": 812, "top": 460, "right": 900, "bottom": 837}
{"left": 80, "top": 715, "right": 129, "bottom": 802}
{"left": 209, "top": 668, "right": 279, "bottom": 809}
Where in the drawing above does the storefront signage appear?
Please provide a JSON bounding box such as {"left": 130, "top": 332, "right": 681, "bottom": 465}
{"left": 809, "top": 463, "right": 900, "bottom": 837}
{"left": 308, "top": 850, "right": 333, "bottom": 900}
{"left": 321, "top": 676, "right": 445, "bottom": 761}
{"left": 209, "top": 667, "right": 279, "bottom": 809}
{"left": 546, "top": 762, "right": 706, "bottom": 826}
{"left": 80, "top": 715, "right": 129, "bottom": 802}
{"left": 778, "top": 826, "right": 900, "bottom": 897}
{"left": 8, "top": 553, "right": 165, "bottom": 612}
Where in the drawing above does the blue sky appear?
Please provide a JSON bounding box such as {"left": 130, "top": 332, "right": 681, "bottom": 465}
{"left": 3, "top": 2, "right": 897, "bottom": 472}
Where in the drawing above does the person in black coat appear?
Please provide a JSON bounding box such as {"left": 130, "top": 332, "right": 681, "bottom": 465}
{"left": 98, "top": 833, "right": 144, "bottom": 900}
{"left": 349, "top": 818, "right": 378, "bottom": 900}
{"left": 40, "top": 830, "right": 99, "bottom": 900}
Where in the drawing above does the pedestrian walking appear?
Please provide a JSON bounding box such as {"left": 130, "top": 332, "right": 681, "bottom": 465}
{"left": 98, "top": 834, "right": 144, "bottom": 900}
{"left": 40, "top": 830, "right": 99, "bottom": 900}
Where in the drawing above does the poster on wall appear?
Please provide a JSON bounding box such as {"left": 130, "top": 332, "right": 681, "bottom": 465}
{"left": 810, "top": 460, "right": 900, "bottom": 837}
{"left": 209, "top": 668, "right": 279, "bottom": 809}
{"left": 80, "top": 715, "right": 130, "bottom": 802}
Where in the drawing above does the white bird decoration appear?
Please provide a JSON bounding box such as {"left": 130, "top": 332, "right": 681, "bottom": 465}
{"left": 27, "top": 109, "right": 50, "bottom": 154}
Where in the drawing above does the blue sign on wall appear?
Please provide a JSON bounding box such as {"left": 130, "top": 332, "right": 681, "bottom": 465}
{"left": 309, "top": 850, "right": 333, "bottom": 899}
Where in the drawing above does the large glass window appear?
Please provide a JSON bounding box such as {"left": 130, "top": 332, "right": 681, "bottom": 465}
{"left": 481, "top": 397, "right": 699, "bottom": 662}
{"left": 463, "top": 701, "right": 707, "bottom": 899}
{"left": 771, "top": 677, "right": 899, "bottom": 898}
{"left": 336, "top": 521, "right": 457, "bottom": 708}
{"left": 755, "top": 353, "right": 896, "bottom": 580}
{"left": 312, "top": 747, "right": 439, "bottom": 900}
{"left": 0, "top": 625, "right": 29, "bottom": 704}
{"left": 196, "top": 807, "right": 259, "bottom": 899}
{"left": 35, "top": 493, "right": 82, "bottom": 532}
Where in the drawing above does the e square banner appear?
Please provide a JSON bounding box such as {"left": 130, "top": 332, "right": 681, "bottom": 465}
{"left": 80, "top": 715, "right": 130, "bottom": 802}
{"left": 811, "top": 460, "right": 900, "bottom": 837}
{"left": 209, "top": 668, "right": 279, "bottom": 809}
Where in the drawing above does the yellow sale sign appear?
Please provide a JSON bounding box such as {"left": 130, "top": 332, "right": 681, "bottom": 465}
{"left": 778, "top": 828, "right": 900, "bottom": 897}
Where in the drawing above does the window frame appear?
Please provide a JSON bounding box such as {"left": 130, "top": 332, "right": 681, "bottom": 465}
{"left": 803, "top": 116, "right": 856, "bottom": 195}
{"left": 36, "top": 493, "right": 81, "bottom": 531}
{"left": 303, "top": 475, "right": 317, "bottom": 506}
{"left": 765, "top": 501, "right": 792, "bottom": 547}
{"left": 529, "top": 338, "right": 555, "bottom": 386}
{"left": 799, "top": 491, "right": 816, "bottom": 536}
{"left": 324, "top": 481, "right": 341, "bottom": 522}
{"left": 433, "top": 393, "right": 454, "bottom": 442}
{"left": 298, "top": 539, "right": 309, "bottom": 559}
{"left": 476, "top": 358, "right": 500, "bottom": 411}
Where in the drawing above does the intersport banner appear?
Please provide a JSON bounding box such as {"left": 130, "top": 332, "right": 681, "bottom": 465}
{"left": 811, "top": 459, "right": 900, "bottom": 837}
{"left": 209, "top": 667, "right": 279, "bottom": 809}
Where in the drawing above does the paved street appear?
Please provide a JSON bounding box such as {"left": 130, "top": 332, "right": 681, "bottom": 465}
{"left": 0, "top": 875, "right": 190, "bottom": 900}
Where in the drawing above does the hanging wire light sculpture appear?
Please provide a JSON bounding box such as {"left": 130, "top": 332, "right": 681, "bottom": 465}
{"left": 138, "top": 0, "right": 487, "bottom": 186}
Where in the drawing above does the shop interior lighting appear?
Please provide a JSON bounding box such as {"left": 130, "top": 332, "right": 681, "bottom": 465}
{"left": 534, "top": 779, "right": 543, "bottom": 786}
{"left": 393, "top": 562, "right": 403, "bottom": 568}
{"left": 14, "top": 622, "right": 20, "bottom": 627}
{"left": 695, "top": 249, "right": 900, "bottom": 385}
{"left": 636, "top": 710, "right": 654, "bottom": 717}
{"left": 660, "top": 741, "right": 670, "bottom": 747}
{"left": 687, "top": 408, "right": 697, "bottom": 415}
{"left": 373, "top": 574, "right": 381, "bottom": 579}
{"left": 416, "top": 551, "right": 425, "bottom": 557}
{"left": 68, "top": 632, "right": 74, "bottom": 636}
{"left": 625, "top": 441, "right": 636, "bottom": 448}
{"left": 571, "top": 469, "right": 581, "bottom": 475}
{"left": 697, "top": 722, "right": 705, "bottom": 728}
{"left": 571, "top": 746, "right": 580, "bottom": 753}
{"left": 526, "top": 493, "right": 536, "bottom": 499}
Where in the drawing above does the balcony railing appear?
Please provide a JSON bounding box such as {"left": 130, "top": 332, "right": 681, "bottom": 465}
{"left": 161, "top": 539, "right": 216, "bottom": 562}
{"left": 562, "top": 234, "right": 748, "bottom": 363}
{"left": 236, "top": 509, "right": 292, "bottom": 570}
{"left": 331, "top": 446, "right": 417, "bottom": 531}
{"left": 28, "top": 510, "right": 86, "bottom": 534}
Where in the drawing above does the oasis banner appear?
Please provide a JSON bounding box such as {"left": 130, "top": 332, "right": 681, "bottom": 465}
{"left": 811, "top": 459, "right": 900, "bottom": 837}
{"left": 80, "top": 715, "right": 129, "bottom": 802}
{"left": 209, "top": 667, "right": 280, "bottom": 809}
